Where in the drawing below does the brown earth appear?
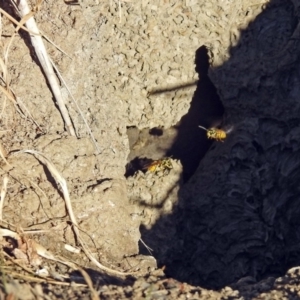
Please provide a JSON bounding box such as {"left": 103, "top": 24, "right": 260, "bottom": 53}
{"left": 1, "top": 0, "right": 300, "bottom": 299}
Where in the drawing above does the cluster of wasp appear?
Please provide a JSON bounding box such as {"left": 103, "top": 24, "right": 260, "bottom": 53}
{"left": 126, "top": 125, "right": 231, "bottom": 177}
{"left": 142, "top": 126, "right": 231, "bottom": 174}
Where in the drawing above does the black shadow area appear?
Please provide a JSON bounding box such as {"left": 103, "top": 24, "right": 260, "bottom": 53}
{"left": 141, "top": 0, "right": 300, "bottom": 292}
{"left": 166, "top": 45, "right": 224, "bottom": 181}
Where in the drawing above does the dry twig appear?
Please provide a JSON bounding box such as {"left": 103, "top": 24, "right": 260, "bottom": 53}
{"left": 0, "top": 176, "right": 8, "bottom": 220}
{"left": 16, "top": 150, "right": 135, "bottom": 276}
{"left": 50, "top": 59, "right": 101, "bottom": 153}
{"left": 11, "top": 0, "right": 76, "bottom": 136}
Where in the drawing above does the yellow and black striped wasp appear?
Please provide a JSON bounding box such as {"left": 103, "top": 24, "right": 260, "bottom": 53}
{"left": 198, "top": 125, "right": 233, "bottom": 142}
{"left": 141, "top": 157, "right": 173, "bottom": 175}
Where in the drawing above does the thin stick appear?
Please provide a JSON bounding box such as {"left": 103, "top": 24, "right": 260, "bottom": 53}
{"left": 0, "top": 8, "right": 40, "bottom": 36}
{"left": 18, "top": 150, "right": 135, "bottom": 276}
{"left": 12, "top": 0, "right": 76, "bottom": 136}
{"left": 49, "top": 58, "right": 100, "bottom": 153}
{"left": 139, "top": 238, "right": 153, "bottom": 255}
{"left": 15, "top": 96, "right": 42, "bottom": 130}
{"left": 0, "top": 142, "right": 9, "bottom": 165}
{"left": 0, "top": 19, "right": 42, "bottom": 130}
{"left": 2, "top": 253, "right": 87, "bottom": 286}
{"left": 41, "top": 31, "right": 72, "bottom": 59}
{"left": 77, "top": 268, "right": 99, "bottom": 300}
{"left": 119, "top": 0, "right": 122, "bottom": 22}
{"left": 0, "top": 176, "right": 8, "bottom": 220}
{"left": 198, "top": 125, "right": 208, "bottom": 131}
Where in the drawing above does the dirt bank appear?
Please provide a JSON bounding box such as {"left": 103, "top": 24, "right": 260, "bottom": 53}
{"left": 1, "top": 0, "right": 300, "bottom": 298}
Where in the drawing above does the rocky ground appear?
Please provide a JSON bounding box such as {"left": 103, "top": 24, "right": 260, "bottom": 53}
{"left": 1, "top": 0, "right": 300, "bottom": 298}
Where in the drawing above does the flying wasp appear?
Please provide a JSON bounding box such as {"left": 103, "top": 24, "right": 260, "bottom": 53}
{"left": 198, "top": 125, "right": 233, "bottom": 142}
{"left": 142, "top": 157, "right": 173, "bottom": 175}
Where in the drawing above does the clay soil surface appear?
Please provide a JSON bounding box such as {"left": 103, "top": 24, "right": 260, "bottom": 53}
{"left": 2, "top": 0, "right": 300, "bottom": 299}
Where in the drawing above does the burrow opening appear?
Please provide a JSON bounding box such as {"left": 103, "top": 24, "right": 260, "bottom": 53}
{"left": 125, "top": 46, "right": 224, "bottom": 182}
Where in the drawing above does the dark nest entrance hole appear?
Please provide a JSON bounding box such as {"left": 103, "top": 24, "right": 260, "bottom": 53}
{"left": 125, "top": 46, "right": 224, "bottom": 182}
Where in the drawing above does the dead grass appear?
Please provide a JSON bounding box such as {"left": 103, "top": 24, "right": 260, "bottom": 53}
{"left": 0, "top": 1, "right": 135, "bottom": 298}
{"left": 0, "top": 0, "right": 100, "bottom": 150}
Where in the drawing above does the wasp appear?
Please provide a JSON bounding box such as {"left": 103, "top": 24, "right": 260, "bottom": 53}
{"left": 142, "top": 157, "right": 173, "bottom": 174}
{"left": 198, "top": 125, "right": 232, "bottom": 142}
